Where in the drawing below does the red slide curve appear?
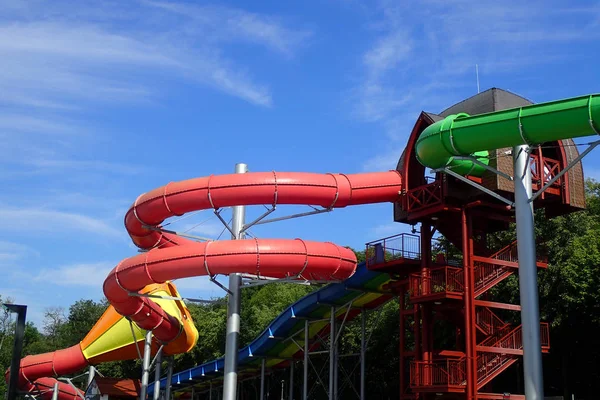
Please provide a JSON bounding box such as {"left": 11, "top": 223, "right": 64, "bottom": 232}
{"left": 11, "top": 171, "right": 403, "bottom": 399}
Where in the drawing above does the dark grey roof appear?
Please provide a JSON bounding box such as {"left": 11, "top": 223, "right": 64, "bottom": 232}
{"left": 439, "top": 87, "right": 533, "bottom": 117}
{"left": 423, "top": 111, "right": 443, "bottom": 122}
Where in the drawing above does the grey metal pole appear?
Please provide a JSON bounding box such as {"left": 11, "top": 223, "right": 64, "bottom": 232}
{"left": 165, "top": 356, "right": 174, "bottom": 400}
{"left": 360, "top": 310, "right": 366, "bottom": 400}
{"left": 333, "top": 331, "right": 338, "bottom": 400}
{"left": 5, "top": 304, "right": 26, "bottom": 400}
{"left": 153, "top": 347, "right": 163, "bottom": 400}
{"left": 210, "top": 381, "right": 213, "bottom": 400}
{"left": 223, "top": 163, "right": 248, "bottom": 400}
{"left": 329, "top": 307, "right": 335, "bottom": 400}
{"left": 513, "top": 145, "right": 544, "bottom": 400}
{"left": 51, "top": 382, "right": 59, "bottom": 400}
{"left": 260, "top": 358, "right": 266, "bottom": 400}
{"left": 288, "top": 362, "right": 294, "bottom": 400}
{"left": 139, "top": 330, "right": 153, "bottom": 400}
{"left": 303, "top": 320, "right": 308, "bottom": 400}
{"left": 86, "top": 366, "right": 96, "bottom": 391}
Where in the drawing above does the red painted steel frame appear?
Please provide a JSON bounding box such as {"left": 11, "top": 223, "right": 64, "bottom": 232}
{"left": 11, "top": 171, "right": 404, "bottom": 399}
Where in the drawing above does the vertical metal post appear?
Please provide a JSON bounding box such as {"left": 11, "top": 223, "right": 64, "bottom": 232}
{"left": 329, "top": 306, "right": 335, "bottom": 400}
{"left": 360, "top": 309, "right": 366, "bottom": 400}
{"left": 139, "top": 330, "right": 153, "bottom": 400}
{"left": 334, "top": 333, "right": 338, "bottom": 400}
{"left": 210, "top": 381, "right": 213, "bottom": 400}
{"left": 399, "top": 294, "right": 405, "bottom": 399}
{"left": 223, "top": 163, "right": 247, "bottom": 400}
{"left": 420, "top": 223, "right": 432, "bottom": 387}
{"left": 86, "top": 366, "right": 96, "bottom": 390}
{"left": 303, "top": 320, "right": 308, "bottom": 400}
{"left": 5, "top": 304, "right": 26, "bottom": 400}
{"left": 153, "top": 347, "right": 163, "bottom": 400}
{"left": 288, "top": 362, "right": 294, "bottom": 400}
{"left": 462, "top": 209, "right": 477, "bottom": 400}
{"left": 260, "top": 358, "right": 266, "bottom": 400}
{"left": 51, "top": 381, "right": 59, "bottom": 400}
{"left": 513, "top": 145, "right": 545, "bottom": 400}
{"left": 165, "top": 356, "right": 174, "bottom": 400}
{"left": 191, "top": 387, "right": 195, "bottom": 400}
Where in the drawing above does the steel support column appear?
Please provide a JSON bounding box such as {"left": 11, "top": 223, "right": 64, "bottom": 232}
{"left": 5, "top": 303, "right": 26, "bottom": 400}
{"left": 87, "top": 366, "right": 95, "bottom": 390}
{"left": 223, "top": 163, "right": 248, "bottom": 400}
{"left": 399, "top": 294, "right": 405, "bottom": 399}
{"left": 153, "top": 347, "right": 163, "bottom": 400}
{"left": 165, "top": 356, "right": 174, "bottom": 400}
{"left": 289, "top": 362, "right": 294, "bottom": 400}
{"left": 360, "top": 309, "right": 366, "bottom": 400}
{"left": 462, "top": 209, "right": 477, "bottom": 400}
{"left": 420, "top": 223, "right": 432, "bottom": 388}
{"left": 513, "top": 145, "right": 545, "bottom": 400}
{"left": 303, "top": 320, "right": 308, "bottom": 400}
{"left": 329, "top": 306, "right": 336, "bottom": 399}
{"left": 139, "top": 330, "right": 153, "bottom": 400}
{"left": 260, "top": 358, "right": 266, "bottom": 400}
{"left": 51, "top": 382, "right": 59, "bottom": 400}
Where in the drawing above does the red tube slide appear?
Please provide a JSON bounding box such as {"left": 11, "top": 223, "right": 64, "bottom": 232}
{"left": 11, "top": 170, "right": 402, "bottom": 399}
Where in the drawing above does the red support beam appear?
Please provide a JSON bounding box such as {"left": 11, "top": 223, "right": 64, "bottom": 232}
{"left": 463, "top": 209, "right": 478, "bottom": 400}
{"left": 474, "top": 300, "right": 521, "bottom": 311}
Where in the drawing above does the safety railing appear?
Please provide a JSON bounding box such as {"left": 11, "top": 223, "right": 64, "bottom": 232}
{"left": 475, "top": 307, "right": 508, "bottom": 336}
{"left": 405, "top": 180, "right": 443, "bottom": 212}
{"left": 410, "top": 359, "right": 466, "bottom": 387}
{"left": 365, "top": 233, "right": 421, "bottom": 267}
{"left": 409, "top": 266, "right": 464, "bottom": 299}
{"left": 530, "top": 154, "right": 562, "bottom": 190}
{"left": 473, "top": 259, "right": 512, "bottom": 295}
{"left": 477, "top": 351, "right": 514, "bottom": 385}
{"left": 366, "top": 233, "right": 461, "bottom": 269}
{"left": 488, "top": 240, "right": 547, "bottom": 264}
{"left": 479, "top": 322, "right": 550, "bottom": 350}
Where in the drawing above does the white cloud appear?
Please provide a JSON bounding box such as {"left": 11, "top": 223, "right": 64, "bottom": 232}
{"left": 0, "top": 2, "right": 310, "bottom": 109}
{"left": 35, "top": 262, "right": 115, "bottom": 287}
{"left": 361, "top": 148, "right": 403, "bottom": 172}
{"left": 0, "top": 240, "right": 38, "bottom": 267}
{"left": 142, "top": 1, "right": 312, "bottom": 58}
{"left": 363, "top": 31, "right": 412, "bottom": 78}
{"left": 0, "top": 114, "right": 81, "bottom": 135}
{"left": 0, "top": 0, "right": 310, "bottom": 182}
{"left": 0, "top": 207, "right": 121, "bottom": 238}
{"left": 23, "top": 159, "right": 144, "bottom": 175}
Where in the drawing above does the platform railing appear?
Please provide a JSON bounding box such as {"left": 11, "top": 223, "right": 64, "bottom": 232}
{"left": 365, "top": 233, "right": 421, "bottom": 267}
{"left": 365, "top": 233, "right": 461, "bottom": 268}
{"left": 405, "top": 180, "right": 443, "bottom": 212}
{"left": 475, "top": 307, "right": 508, "bottom": 336}
{"left": 410, "top": 359, "right": 466, "bottom": 387}
{"left": 409, "top": 267, "right": 464, "bottom": 298}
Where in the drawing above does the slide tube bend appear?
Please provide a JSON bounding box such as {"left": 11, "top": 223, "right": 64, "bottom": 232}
{"left": 9, "top": 171, "right": 403, "bottom": 400}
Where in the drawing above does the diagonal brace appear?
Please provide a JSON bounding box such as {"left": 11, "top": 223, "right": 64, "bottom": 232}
{"left": 435, "top": 167, "right": 514, "bottom": 207}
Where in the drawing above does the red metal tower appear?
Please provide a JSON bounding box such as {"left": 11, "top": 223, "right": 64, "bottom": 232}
{"left": 366, "top": 89, "right": 586, "bottom": 399}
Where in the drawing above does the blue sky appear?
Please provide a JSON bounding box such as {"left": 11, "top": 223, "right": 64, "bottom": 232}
{"left": 1, "top": 0, "right": 600, "bottom": 327}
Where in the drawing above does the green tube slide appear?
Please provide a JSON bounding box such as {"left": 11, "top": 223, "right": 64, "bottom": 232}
{"left": 415, "top": 94, "right": 600, "bottom": 175}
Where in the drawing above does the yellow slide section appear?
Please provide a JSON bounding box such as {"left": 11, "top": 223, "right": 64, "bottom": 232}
{"left": 80, "top": 282, "right": 198, "bottom": 364}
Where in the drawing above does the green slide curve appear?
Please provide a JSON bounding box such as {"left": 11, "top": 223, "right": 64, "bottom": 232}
{"left": 415, "top": 94, "right": 600, "bottom": 175}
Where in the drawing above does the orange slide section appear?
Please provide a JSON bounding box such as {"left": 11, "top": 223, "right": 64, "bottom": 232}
{"left": 8, "top": 171, "right": 402, "bottom": 399}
